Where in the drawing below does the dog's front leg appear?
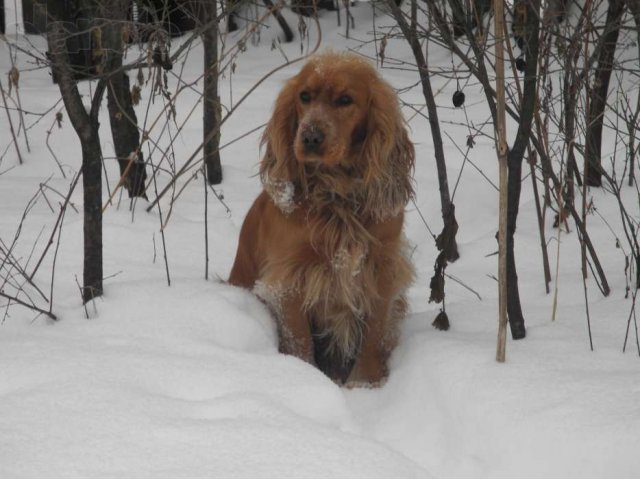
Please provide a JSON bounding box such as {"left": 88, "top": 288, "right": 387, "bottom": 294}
{"left": 345, "top": 299, "right": 393, "bottom": 387}
{"left": 277, "top": 293, "right": 316, "bottom": 366}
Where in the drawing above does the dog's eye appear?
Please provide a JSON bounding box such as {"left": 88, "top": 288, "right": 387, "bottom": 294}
{"left": 300, "top": 91, "right": 311, "bottom": 104}
{"left": 336, "top": 94, "right": 353, "bottom": 107}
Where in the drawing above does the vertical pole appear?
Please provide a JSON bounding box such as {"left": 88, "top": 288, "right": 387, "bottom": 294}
{"left": 495, "top": 0, "right": 509, "bottom": 362}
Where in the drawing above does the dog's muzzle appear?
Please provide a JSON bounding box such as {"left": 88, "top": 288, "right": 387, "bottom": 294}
{"left": 300, "top": 125, "right": 325, "bottom": 155}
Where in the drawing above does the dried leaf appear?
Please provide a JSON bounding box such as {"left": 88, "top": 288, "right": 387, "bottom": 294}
{"left": 137, "top": 67, "right": 144, "bottom": 87}
{"left": 131, "top": 85, "right": 141, "bottom": 106}
{"left": 92, "top": 27, "right": 104, "bottom": 62}
{"left": 429, "top": 272, "right": 444, "bottom": 304}
{"left": 466, "top": 134, "right": 475, "bottom": 149}
{"left": 432, "top": 310, "right": 450, "bottom": 331}
{"left": 8, "top": 66, "right": 19, "bottom": 95}
{"left": 379, "top": 36, "right": 388, "bottom": 66}
{"left": 55, "top": 111, "right": 63, "bottom": 128}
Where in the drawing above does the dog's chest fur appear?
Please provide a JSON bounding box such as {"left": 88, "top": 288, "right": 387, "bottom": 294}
{"left": 256, "top": 191, "right": 381, "bottom": 360}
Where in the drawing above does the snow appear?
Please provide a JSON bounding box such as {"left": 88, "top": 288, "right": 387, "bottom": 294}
{"left": 1, "top": 4, "right": 640, "bottom": 477}
{"left": 264, "top": 176, "right": 296, "bottom": 215}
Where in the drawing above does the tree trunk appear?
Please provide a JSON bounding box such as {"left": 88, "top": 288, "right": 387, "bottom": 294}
{"left": 227, "top": 0, "right": 294, "bottom": 42}
{"left": 502, "top": 0, "right": 541, "bottom": 340}
{"left": 584, "top": 0, "right": 624, "bottom": 187}
{"left": 81, "top": 130, "right": 104, "bottom": 302}
{"left": 47, "top": 7, "right": 104, "bottom": 303}
{"left": 107, "top": 71, "right": 148, "bottom": 198}
{"left": 506, "top": 157, "right": 525, "bottom": 339}
{"left": 627, "top": 0, "right": 640, "bottom": 187}
{"left": 203, "top": 0, "right": 222, "bottom": 185}
{"left": 262, "top": 0, "right": 294, "bottom": 42}
{"left": 102, "top": 0, "right": 147, "bottom": 198}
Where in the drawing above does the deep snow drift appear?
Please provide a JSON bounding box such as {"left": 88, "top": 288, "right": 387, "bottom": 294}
{"left": 1, "top": 4, "right": 640, "bottom": 477}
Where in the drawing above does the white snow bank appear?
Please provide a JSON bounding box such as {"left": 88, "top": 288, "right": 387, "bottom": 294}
{"left": 0, "top": 281, "right": 427, "bottom": 478}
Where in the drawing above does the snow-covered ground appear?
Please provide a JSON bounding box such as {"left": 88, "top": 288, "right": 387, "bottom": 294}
{"left": 1, "top": 4, "right": 640, "bottom": 477}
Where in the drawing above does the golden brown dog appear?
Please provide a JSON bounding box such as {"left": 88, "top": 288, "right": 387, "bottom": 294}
{"left": 229, "top": 52, "right": 415, "bottom": 386}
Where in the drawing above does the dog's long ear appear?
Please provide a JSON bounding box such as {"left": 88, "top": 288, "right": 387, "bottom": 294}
{"left": 360, "top": 78, "right": 415, "bottom": 220}
{"left": 260, "top": 77, "right": 299, "bottom": 187}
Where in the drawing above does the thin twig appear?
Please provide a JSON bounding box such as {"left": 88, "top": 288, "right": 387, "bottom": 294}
{"left": 444, "top": 272, "right": 483, "bottom": 301}
{"left": 0, "top": 78, "right": 23, "bottom": 165}
{"left": 150, "top": 156, "right": 171, "bottom": 287}
{"left": 0, "top": 291, "right": 57, "bottom": 321}
{"left": 7, "top": 55, "right": 31, "bottom": 152}
{"left": 74, "top": 275, "right": 89, "bottom": 319}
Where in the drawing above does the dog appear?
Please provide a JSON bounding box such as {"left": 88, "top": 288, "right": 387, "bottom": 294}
{"left": 229, "top": 52, "right": 415, "bottom": 387}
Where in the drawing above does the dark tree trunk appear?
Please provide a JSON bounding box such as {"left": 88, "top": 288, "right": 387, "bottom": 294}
{"left": 81, "top": 131, "right": 104, "bottom": 302}
{"left": 504, "top": 0, "right": 542, "bottom": 340}
{"left": 263, "top": 0, "right": 294, "bottom": 42}
{"left": 629, "top": 0, "right": 640, "bottom": 41}
{"left": 227, "top": 0, "right": 293, "bottom": 42}
{"left": 47, "top": 7, "right": 104, "bottom": 303}
{"left": 506, "top": 157, "right": 525, "bottom": 339}
{"left": 203, "top": 0, "right": 222, "bottom": 185}
{"left": 388, "top": 0, "right": 460, "bottom": 264}
{"left": 584, "top": 0, "right": 624, "bottom": 187}
{"left": 627, "top": 0, "right": 640, "bottom": 187}
{"left": 107, "top": 71, "right": 148, "bottom": 198}
{"left": 104, "top": 0, "right": 147, "bottom": 198}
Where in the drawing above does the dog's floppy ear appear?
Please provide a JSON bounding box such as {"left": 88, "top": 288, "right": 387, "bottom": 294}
{"left": 360, "top": 78, "right": 415, "bottom": 220}
{"left": 260, "top": 77, "right": 300, "bottom": 187}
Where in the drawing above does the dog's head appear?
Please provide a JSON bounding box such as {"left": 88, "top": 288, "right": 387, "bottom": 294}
{"left": 261, "top": 52, "right": 415, "bottom": 218}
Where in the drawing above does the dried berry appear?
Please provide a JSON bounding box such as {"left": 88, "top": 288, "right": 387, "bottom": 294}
{"left": 452, "top": 90, "right": 465, "bottom": 108}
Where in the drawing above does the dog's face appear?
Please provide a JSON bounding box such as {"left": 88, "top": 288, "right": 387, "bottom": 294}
{"left": 261, "top": 52, "right": 415, "bottom": 219}
{"left": 291, "top": 56, "right": 372, "bottom": 166}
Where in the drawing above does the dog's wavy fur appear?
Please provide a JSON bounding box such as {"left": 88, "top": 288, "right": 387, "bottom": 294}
{"left": 229, "top": 52, "right": 415, "bottom": 386}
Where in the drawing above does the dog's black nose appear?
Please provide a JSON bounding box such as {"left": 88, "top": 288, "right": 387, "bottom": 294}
{"left": 301, "top": 128, "right": 325, "bottom": 153}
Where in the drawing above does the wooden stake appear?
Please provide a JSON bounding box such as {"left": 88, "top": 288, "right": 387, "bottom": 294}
{"left": 495, "top": 0, "right": 508, "bottom": 363}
